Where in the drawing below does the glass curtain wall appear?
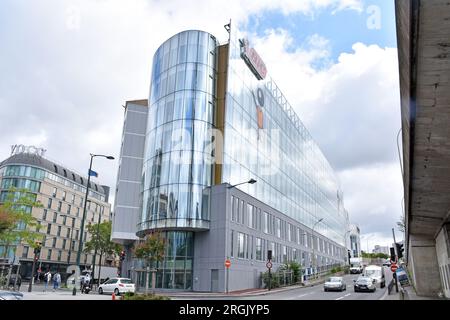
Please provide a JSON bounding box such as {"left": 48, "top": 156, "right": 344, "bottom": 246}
{"left": 222, "top": 27, "right": 348, "bottom": 246}
{"left": 139, "top": 30, "right": 218, "bottom": 234}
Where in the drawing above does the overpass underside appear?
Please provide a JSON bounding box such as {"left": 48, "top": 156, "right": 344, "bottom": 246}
{"left": 397, "top": 0, "right": 450, "bottom": 298}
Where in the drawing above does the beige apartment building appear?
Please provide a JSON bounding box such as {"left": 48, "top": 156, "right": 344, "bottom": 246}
{"left": 0, "top": 148, "right": 113, "bottom": 280}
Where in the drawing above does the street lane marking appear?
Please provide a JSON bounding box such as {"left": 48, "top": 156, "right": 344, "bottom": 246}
{"left": 336, "top": 293, "right": 351, "bottom": 300}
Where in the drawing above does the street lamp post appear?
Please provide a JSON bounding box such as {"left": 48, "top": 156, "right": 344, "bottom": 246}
{"left": 311, "top": 218, "right": 323, "bottom": 280}
{"left": 227, "top": 179, "right": 257, "bottom": 189}
{"left": 75, "top": 153, "right": 114, "bottom": 295}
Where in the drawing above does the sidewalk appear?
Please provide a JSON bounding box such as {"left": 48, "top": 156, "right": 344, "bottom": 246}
{"left": 382, "top": 284, "right": 446, "bottom": 300}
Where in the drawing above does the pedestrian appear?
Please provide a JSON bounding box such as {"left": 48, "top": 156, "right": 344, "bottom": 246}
{"left": 44, "top": 270, "right": 51, "bottom": 292}
{"left": 53, "top": 272, "right": 61, "bottom": 291}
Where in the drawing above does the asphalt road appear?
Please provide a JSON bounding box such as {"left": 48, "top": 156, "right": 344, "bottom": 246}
{"left": 173, "top": 267, "right": 393, "bottom": 301}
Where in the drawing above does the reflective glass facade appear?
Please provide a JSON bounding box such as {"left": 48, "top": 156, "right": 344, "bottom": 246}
{"left": 139, "top": 30, "right": 218, "bottom": 234}
{"left": 134, "top": 28, "right": 349, "bottom": 291}
{"left": 221, "top": 28, "right": 348, "bottom": 246}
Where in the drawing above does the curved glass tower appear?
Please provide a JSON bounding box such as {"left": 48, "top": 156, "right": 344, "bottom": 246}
{"left": 137, "top": 30, "right": 218, "bottom": 289}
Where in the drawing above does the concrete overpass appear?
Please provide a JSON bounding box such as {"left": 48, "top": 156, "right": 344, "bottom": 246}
{"left": 396, "top": 0, "right": 450, "bottom": 298}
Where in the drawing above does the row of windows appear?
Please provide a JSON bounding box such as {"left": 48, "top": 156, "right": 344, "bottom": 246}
{"left": 1, "top": 165, "right": 106, "bottom": 202}
{"left": 46, "top": 196, "right": 104, "bottom": 218}
{"left": 0, "top": 178, "right": 41, "bottom": 193}
{"left": 230, "top": 196, "right": 342, "bottom": 257}
{"left": 230, "top": 230, "right": 341, "bottom": 266}
{"left": 21, "top": 245, "right": 92, "bottom": 264}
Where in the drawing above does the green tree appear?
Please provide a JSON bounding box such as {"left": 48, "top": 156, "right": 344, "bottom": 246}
{"left": 83, "top": 221, "right": 122, "bottom": 283}
{"left": 287, "top": 261, "right": 302, "bottom": 283}
{"left": 0, "top": 188, "right": 43, "bottom": 258}
{"left": 133, "top": 232, "right": 165, "bottom": 294}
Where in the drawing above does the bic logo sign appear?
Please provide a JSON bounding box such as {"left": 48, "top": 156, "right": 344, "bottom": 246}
{"left": 239, "top": 38, "right": 267, "bottom": 80}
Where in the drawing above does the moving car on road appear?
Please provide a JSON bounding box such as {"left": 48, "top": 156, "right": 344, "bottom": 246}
{"left": 353, "top": 276, "right": 377, "bottom": 292}
{"left": 0, "top": 290, "right": 23, "bottom": 300}
{"left": 363, "top": 265, "right": 386, "bottom": 288}
{"left": 98, "top": 278, "right": 135, "bottom": 295}
{"left": 324, "top": 277, "right": 346, "bottom": 292}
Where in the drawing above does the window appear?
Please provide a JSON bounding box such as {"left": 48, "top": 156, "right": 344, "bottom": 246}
{"left": 62, "top": 191, "right": 66, "bottom": 201}
{"left": 67, "top": 204, "right": 71, "bottom": 215}
{"left": 47, "top": 223, "right": 51, "bottom": 234}
{"left": 67, "top": 228, "right": 71, "bottom": 238}
{"left": 62, "top": 215, "right": 67, "bottom": 225}
{"left": 76, "top": 207, "right": 80, "bottom": 217}
{"left": 71, "top": 194, "right": 75, "bottom": 204}
{"left": 47, "top": 198, "right": 52, "bottom": 209}
{"left": 57, "top": 250, "right": 62, "bottom": 261}
{"left": 276, "top": 218, "right": 281, "bottom": 238}
{"left": 237, "top": 232, "right": 245, "bottom": 259}
{"left": 57, "top": 201, "right": 62, "bottom": 211}
{"left": 57, "top": 226, "right": 61, "bottom": 236}
{"left": 47, "top": 249, "right": 52, "bottom": 260}
{"left": 75, "top": 230, "right": 79, "bottom": 240}
{"left": 71, "top": 240, "right": 76, "bottom": 250}
{"left": 264, "top": 212, "right": 268, "bottom": 234}
{"left": 239, "top": 200, "right": 244, "bottom": 224}
{"left": 247, "top": 204, "right": 253, "bottom": 228}
{"left": 72, "top": 218, "right": 75, "bottom": 227}
{"left": 43, "top": 209, "right": 47, "bottom": 221}
{"left": 22, "top": 246, "right": 29, "bottom": 258}
{"left": 52, "top": 237, "right": 56, "bottom": 248}
{"left": 230, "top": 230, "right": 234, "bottom": 258}
{"left": 52, "top": 187, "right": 57, "bottom": 197}
{"left": 52, "top": 212, "right": 57, "bottom": 223}
{"left": 256, "top": 238, "right": 262, "bottom": 261}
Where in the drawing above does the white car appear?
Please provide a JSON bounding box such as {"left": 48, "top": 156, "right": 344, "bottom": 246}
{"left": 98, "top": 278, "right": 135, "bottom": 295}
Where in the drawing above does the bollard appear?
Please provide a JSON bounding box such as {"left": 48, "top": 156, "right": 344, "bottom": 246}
{"left": 112, "top": 292, "right": 116, "bottom": 300}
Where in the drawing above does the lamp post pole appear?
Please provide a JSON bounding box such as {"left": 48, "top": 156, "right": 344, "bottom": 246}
{"left": 311, "top": 218, "right": 323, "bottom": 280}
{"left": 75, "top": 153, "right": 114, "bottom": 295}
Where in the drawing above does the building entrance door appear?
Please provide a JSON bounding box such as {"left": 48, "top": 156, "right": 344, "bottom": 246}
{"left": 211, "top": 269, "right": 219, "bottom": 292}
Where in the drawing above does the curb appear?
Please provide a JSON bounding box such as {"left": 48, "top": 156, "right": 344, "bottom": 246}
{"left": 167, "top": 278, "right": 331, "bottom": 298}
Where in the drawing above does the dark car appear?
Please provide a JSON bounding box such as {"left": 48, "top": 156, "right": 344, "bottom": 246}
{"left": 0, "top": 290, "right": 24, "bottom": 300}
{"left": 354, "top": 276, "right": 376, "bottom": 292}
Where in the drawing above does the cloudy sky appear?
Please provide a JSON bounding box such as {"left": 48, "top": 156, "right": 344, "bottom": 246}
{"left": 0, "top": 0, "right": 403, "bottom": 251}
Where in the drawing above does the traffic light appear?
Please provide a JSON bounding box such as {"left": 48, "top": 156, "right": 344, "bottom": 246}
{"left": 267, "top": 250, "right": 272, "bottom": 261}
{"left": 120, "top": 250, "right": 126, "bottom": 261}
{"left": 390, "top": 247, "right": 396, "bottom": 261}
{"left": 396, "top": 243, "right": 404, "bottom": 259}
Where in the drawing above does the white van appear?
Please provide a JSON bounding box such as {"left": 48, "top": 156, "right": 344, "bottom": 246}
{"left": 363, "top": 265, "right": 386, "bottom": 288}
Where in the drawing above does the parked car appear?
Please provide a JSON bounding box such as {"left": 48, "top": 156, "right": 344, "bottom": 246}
{"left": 324, "top": 277, "right": 346, "bottom": 292}
{"left": 363, "top": 265, "right": 386, "bottom": 288}
{"left": 98, "top": 278, "right": 135, "bottom": 295}
{"left": 0, "top": 290, "right": 24, "bottom": 300}
{"left": 353, "top": 276, "right": 377, "bottom": 292}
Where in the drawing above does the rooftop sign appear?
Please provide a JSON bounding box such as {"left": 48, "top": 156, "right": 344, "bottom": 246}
{"left": 11, "top": 144, "right": 46, "bottom": 157}
{"left": 239, "top": 38, "right": 267, "bottom": 80}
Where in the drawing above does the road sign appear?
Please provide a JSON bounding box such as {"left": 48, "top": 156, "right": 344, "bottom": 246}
{"left": 225, "top": 259, "right": 231, "bottom": 268}
{"left": 395, "top": 267, "right": 410, "bottom": 286}
{"left": 266, "top": 261, "right": 273, "bottom": 269}
{"left": 391, "top": 264, "right": 398, "bottom": 272}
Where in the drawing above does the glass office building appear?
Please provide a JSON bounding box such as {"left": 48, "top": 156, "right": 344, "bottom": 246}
{"left": 115, "top": 26, "right": 350, "bottom": 291}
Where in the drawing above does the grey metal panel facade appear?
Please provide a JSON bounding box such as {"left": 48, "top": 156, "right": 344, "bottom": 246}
{"left": 112, "top": 101, "right": 148, "bottom": 244}
{"left": 193, "top": 183, "right": 346, "bottom": 292}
